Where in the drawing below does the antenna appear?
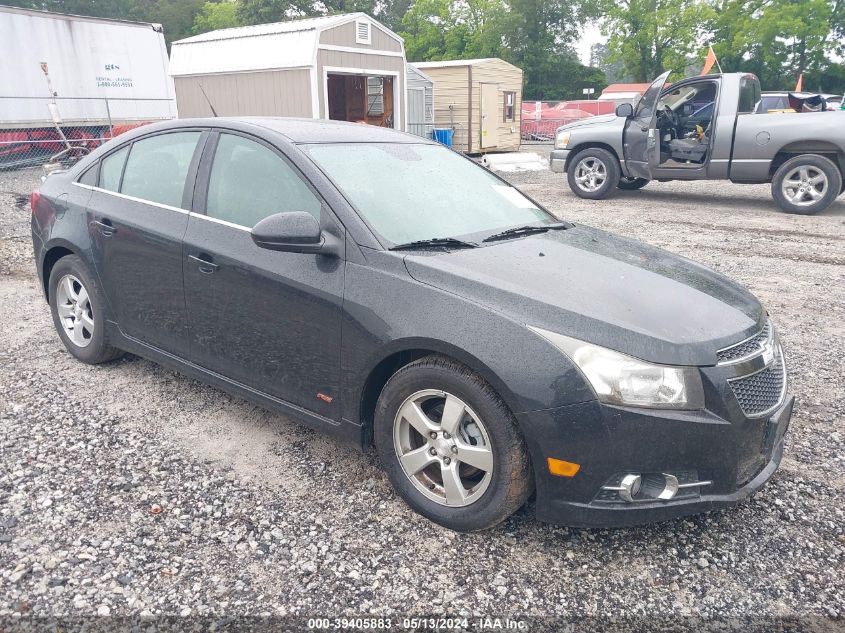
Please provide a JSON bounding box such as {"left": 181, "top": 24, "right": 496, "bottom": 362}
{"left": 198, "top": 83, "right": 218, "bottom": 117}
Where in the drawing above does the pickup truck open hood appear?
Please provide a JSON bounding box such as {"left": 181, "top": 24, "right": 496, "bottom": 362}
{"left": 403, "top": 226, "right": 763, "bottom": 366}
{"left": 559, "top": 113, "right": 620, "bottom": 130}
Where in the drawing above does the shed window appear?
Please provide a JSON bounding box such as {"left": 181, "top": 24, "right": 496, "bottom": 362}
{"left": 503, "top": 91, "right": 516, "bottom": 122}
{"left": 355, "top": 19, "right": 371, "bottom": 45}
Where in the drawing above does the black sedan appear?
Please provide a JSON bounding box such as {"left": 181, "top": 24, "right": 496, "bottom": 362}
{"left": 30, "top": 118, "right": 793, "bottom": 531}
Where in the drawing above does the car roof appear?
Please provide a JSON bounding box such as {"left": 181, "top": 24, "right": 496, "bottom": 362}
{"left": 167, "top": 117, "right": 436, "bottom": 145}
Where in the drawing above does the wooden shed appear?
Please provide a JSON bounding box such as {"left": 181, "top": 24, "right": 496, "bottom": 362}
{"left": 169, "top": 13, "right": 407, "bottom": 130}
{"left": 412, "top": 58, "right": 523, "bottom": 153}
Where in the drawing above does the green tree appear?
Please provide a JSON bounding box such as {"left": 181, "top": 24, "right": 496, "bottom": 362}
{"left": 585, "top": 0, "right": 712, "bottom": 82}
{"left": 235, "top": 0, "right": 310, "bottom": 25}
{"left": 193, "top": 0, "right": 240, "bottom": 33}
{"left": 707, "top": 0, "right": 844, "bottom": 91}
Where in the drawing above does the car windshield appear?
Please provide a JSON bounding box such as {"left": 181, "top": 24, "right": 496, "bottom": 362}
{"left": 302, "top": 142, "right": 557, "bottom": 246}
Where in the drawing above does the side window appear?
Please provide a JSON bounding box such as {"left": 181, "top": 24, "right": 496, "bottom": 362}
{"left": 503, "top": 91, "right": 516, "bottom": 122}
{"left": 99, "top": 146, "right": 129, "bottom": 192}
{"left": 78, "top": 163, "right": 99, "bottom": 186}
{"left": 205, "top": 133, "right": 322, "bottom": 228}
{"left": 120, "top": 132, "right": 201, "bottom": 208}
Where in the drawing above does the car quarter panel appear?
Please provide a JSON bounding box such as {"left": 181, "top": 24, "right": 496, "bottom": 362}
{"left": 731, "top": 112, "right": 845, "bottom": 181}
{"left": 32, "top": 176, "right": 94, "bottom": 296}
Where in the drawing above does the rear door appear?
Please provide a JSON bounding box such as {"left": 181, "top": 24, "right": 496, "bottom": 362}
{"left": 623, "top": 71, "right": 670, "bottom": 179}
{"left": 408, "top": 87, "right": 425, "bottom": 137}
{"left": 86, "top": 129, "right": 206, "bottom": 357}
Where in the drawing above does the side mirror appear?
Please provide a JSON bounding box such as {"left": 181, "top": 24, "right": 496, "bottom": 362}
{"left": 615, "top": 103, "right": 634, "bottom": 118}
{"left": 251, "top": 211, "right": 339, "bottom": 256}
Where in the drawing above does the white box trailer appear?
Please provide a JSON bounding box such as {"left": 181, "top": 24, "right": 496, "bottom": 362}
{"left": 0, "top": 5, "right": 177, "bottom": 128}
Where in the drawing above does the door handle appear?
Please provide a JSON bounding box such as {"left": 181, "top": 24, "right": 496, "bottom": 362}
{"left": 188, "top": 253, "right": 219, "bottom": 274}
{"left": 90, "top": 219, "right": 117, "bottom": 237}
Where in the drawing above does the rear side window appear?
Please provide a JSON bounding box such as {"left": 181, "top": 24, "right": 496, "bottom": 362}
{"left": 100, "top": 146, "right": 129, "bottom": 192}
{"left": 205, "top": 133, "right": 321, "bottom": 228}
{"left": 738, "top": 77, "right": 761, "bottom": 113}
{"left": 121, "top": 132, "right": 201, "bottom": 209}
{"left": 77, "top": 163, "right": 99, "bottom": 186}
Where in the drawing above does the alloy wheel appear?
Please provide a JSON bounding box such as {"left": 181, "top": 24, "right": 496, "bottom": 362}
{"left": 782, "top": 165, "right": 828, "bottom": 207}
{"left": 55, "top": 274, "right": 94, "bottom": 348}
{"left": 574, "top": 157, "right": 607, "bottom": 192}
{"left": 393, "top": 389, "right": 494, "bottom": 507}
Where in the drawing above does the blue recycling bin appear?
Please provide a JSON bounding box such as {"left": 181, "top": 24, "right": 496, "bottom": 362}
{"left": 432, "top": 128, "right": 453, "bottom": 147}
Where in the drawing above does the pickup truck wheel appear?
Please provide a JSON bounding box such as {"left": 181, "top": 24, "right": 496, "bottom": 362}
{"left": 567, "top": 148, "right": 620, "bottom": 199}
{"left": 772, "top": 155, "right": 842, "bottom": 215}
{"left": 617, "top": 177, "right": 649, "bottom": 190}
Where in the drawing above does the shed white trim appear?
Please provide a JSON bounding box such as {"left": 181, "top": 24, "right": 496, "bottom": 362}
{"left": 317, "top": 44, "right": 404, "bottom": 57}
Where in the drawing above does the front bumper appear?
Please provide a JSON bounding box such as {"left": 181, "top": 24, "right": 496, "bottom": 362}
{"left": 517, "top": 395, "right": 793, "bottom": 528}
{"left": 549, "top": 149, "right": 570, "bottom": 173}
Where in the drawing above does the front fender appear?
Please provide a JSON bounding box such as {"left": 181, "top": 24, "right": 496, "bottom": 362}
{"left": 340, "top": 259, "right": 596, "bottom": 429}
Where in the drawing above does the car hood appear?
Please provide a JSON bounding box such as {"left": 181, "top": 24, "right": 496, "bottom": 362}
{"left": 560, "top": 114, "right": 619, "bottom": 130}
{"left": 403, "top": 226, "right": 763, "bottom": 366}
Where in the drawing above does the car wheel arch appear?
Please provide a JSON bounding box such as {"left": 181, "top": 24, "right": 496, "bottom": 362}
{"left": 565, "top": 142, "right": 621, "bottom": 172}
{"left": 357, "top": 340, "right": 522, "bottom": 447}
{"left": 41, "top": 243, "right": 76, "bottom": 301}
{"left": 769, "top": 144, "right": 845, "bottom": 180}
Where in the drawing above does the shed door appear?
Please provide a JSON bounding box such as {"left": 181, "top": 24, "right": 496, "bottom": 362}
{"left": 480, "top": 83, "right": 499, "bottom": 149}
{"left": 408, "top": 87, "right": 426, "bottom": 137}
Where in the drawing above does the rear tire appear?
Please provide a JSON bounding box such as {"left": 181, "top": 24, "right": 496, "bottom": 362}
{"left": 48, "top": 254, "right": 124, "bottom": 365}
{"left": 566, "top": 148, "right": 620, "bottom": 200}
{"left": 771, "top": 154, "right": 841, "bottom": 215}
{"left": 618, "top": 177, "right": 649, "bottom": 190}
{"left": 374, "top": 355, "right": 532, "bottom": 532}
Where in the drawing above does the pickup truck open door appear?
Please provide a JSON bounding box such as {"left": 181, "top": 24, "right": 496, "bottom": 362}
{"left": 623, "top": 71, "right": 671, "bottom": 179}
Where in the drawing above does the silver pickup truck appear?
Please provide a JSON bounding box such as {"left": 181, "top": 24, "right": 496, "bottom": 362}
{"left": 550, "top": 72, "right": 845, "bottom": 214}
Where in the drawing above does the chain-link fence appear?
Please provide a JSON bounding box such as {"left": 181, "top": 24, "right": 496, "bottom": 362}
{"left": 520, "top": 117, "right": 584, "bottom": 143}
{"left": 520, "top": 100, "right": 617, "bottom": 143}
{"left": 0, "top": 96, "right": 173, "bottom": 171}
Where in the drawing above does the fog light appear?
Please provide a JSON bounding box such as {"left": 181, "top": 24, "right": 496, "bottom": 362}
{"left": 600, "top": 472, "right": 713, "bottom": 503}
{"left": 603, "top": 473, "right": 642, "bottom": 502}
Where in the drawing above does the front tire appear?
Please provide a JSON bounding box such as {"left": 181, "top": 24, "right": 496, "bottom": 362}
{"left": 618, "top": 176, "right": 649, "bottom": 190}
{"left": 771, "top": 154, "right": 841, "bottom": 215}
{"left": 566, "top": 148, "right": 620, "bottom": 199}
{"left": 48, "top": 254, "right": 124, "bottom": 364}
{"left": 374, "top": 356, "right": 532, "bottom": 532}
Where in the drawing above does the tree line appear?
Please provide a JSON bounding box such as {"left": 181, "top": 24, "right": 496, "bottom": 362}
{"left": 8, "top": 0, "right": 845, "bottom": 99}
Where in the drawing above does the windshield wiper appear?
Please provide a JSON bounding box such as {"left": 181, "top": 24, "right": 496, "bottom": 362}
{"left": 482, "top": 222, "right": 569, "bottom": 243}
{"left": 390, "top": 237, "right": 479, "bottom": 251}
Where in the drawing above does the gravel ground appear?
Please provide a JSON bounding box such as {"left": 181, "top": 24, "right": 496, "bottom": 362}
{"left": 1, "top": 158, "right": 844, "bottom": 629}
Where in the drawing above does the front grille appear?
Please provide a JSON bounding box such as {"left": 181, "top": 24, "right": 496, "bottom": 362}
{"left": 717, "top": 321, "right": 772, "bottom": 364}
{"left": 728, "top": 351, "right": 786, "bottom": 417}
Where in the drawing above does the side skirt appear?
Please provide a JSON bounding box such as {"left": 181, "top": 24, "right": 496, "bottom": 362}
{"left": 108, "top": 322, "right": 365, "bottom": 448}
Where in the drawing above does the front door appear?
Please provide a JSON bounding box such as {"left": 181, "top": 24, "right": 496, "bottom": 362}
{"left": 87, "top": 130, "right": 206, "bottom": 356}
{"left": 623, "top": 71, "right": 670, "bottom": 179}
{"left": 182, "top": 131, "right": 345, "bottom": 419}
{"left": 408, "top": 87, "right": 425, "bottom": 137}
{"left": 480, "top": 83, "right": 499, "bottom": 149}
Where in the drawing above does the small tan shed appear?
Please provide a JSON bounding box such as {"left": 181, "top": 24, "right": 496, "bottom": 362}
{"left": 169, "top": 13, "right": 407, "bottom": 130}
{"left": 412, "top": 58, "right": 522, "bottom": 153}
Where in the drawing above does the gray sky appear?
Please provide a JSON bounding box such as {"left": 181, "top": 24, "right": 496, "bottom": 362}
{"left": 576, "top": 23, "right": 605, "bottom": 66}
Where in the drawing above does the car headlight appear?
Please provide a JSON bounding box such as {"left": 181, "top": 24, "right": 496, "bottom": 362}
{"left": 529, "top": 326, "right": 705, "bottom": 410}
{"left": 555, "top": 130, "right": 571, "bottom": 149}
